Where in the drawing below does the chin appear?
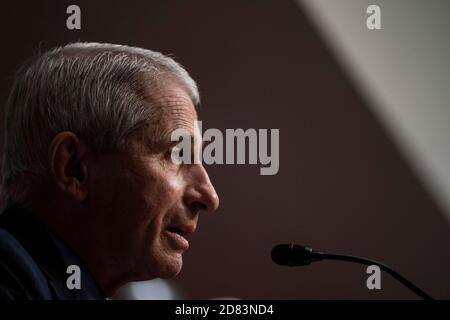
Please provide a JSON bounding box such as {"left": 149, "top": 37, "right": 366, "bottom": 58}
{"left": 156, "top": 253, "right": 184, "bottom": 278}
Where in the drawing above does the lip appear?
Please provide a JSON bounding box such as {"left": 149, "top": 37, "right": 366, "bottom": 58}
{"left": 167, "top": 223, "right": 197, "bottom": 236}
{"left": 178, "top": 224, "right": 196, "bottom": 235}
{"left": 165, "top": 224, "right": 196, "bottom": 251}
{"left": 165, "top": 229, "right": 189, "bottom": 250}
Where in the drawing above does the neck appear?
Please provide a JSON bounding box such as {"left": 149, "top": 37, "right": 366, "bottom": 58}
{"left": 28, "top": 200, "right": 136, "bottom": 297}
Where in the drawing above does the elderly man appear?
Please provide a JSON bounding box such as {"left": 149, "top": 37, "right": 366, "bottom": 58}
{"left": 0, "top": 43, "right": 219, "bottom": 299}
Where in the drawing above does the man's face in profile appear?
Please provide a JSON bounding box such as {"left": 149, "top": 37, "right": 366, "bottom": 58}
{"left": 87, "top": 79, "right": 219, "bottom": 281}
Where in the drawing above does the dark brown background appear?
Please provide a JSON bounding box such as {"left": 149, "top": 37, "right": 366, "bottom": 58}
{"left": 1, "top": 0, "right": 449, "bottom": 299}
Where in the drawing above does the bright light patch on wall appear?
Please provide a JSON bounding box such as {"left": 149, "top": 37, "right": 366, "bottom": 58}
{"left": 297, "top": 0, "right": 450, "bottom": 223}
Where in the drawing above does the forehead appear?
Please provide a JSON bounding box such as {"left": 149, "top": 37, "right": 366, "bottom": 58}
{"left": 149, "top": 80, "right": 198, "bottom": 132}
{"left": 131, "top": 79, "right": 199, "bottom": 152}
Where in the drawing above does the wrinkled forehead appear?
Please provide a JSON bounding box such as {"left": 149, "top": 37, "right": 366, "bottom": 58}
{"left": 132, "top": 79, "right": 200, "bottom": 152}
{"left": 149, "top": 79, "right": 198, "bottom": 132}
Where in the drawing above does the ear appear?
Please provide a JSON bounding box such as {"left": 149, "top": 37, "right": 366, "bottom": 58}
{"left": 48, "top": 132, "right": 89, "bottom": 202}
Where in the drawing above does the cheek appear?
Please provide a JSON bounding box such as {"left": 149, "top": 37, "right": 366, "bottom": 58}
{"left": 146, "top": 177, "right": 185, "bottom": 232}
{"left": 121, "top": 165, "right": 184, "bottom": 237}
{"left": 88, "top": 162, "right": 158, "bottom": 234}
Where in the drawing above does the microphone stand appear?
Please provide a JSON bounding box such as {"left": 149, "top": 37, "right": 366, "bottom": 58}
{"left": 311, "top": 251, "right": 433, "bottom": 300}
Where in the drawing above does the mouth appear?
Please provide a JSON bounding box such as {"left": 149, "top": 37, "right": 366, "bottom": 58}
{"left": 166, "top": 224, "right": 196, "bottom": 236}
{"left": 165, "top": 224, "right": 196, "bottom": 251}
{"left": 166, "top": 226, "right": 187, "bottom": 237}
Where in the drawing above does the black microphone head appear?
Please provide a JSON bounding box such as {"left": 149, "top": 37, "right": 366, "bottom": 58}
{"left": 271, "top": 243, "right": 315, "bottom": 267}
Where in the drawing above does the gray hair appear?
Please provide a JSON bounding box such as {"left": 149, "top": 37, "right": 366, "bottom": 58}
{"left": 1, "top": 42, "right": 199, "bottom": 206}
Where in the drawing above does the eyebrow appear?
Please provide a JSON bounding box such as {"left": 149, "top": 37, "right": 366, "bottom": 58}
{"left": 168, "top": 133, "right": 204, "bottom": 157}
{"left": 139, "top": 124, "right": 203, "bottom": 157}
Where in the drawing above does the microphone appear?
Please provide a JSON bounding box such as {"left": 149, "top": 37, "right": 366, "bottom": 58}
{"left": 271, "top": 243, "right": 433, "bottom": 300}
{"left": 271, "top": 243, "right": 322, "bottom": 266}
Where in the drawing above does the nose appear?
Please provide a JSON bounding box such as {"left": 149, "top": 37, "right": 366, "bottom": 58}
{"left": 184, "top": 164, "right": 220, "bottom": 215}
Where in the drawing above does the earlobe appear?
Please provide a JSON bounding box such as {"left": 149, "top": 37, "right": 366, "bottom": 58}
{"left": 48, "top": 132, "right": 89, "bottom": 202}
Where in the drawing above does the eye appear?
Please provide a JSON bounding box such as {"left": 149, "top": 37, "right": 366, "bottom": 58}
{"left": 173, "top": 145, "right": 184, "bottom": 158}
{"left": 166, "top": 145, "right": 184, "bottom": 165}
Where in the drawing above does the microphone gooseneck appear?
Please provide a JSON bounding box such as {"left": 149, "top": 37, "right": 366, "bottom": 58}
{"left": 271, "top": 243, "right": 433, "bottom": 300}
